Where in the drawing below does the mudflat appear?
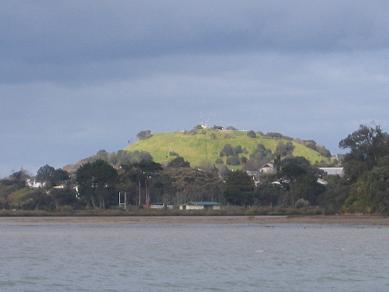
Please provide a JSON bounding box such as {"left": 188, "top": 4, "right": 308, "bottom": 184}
{"left": 1, "top": 215, "right": 389, "bottom": 225}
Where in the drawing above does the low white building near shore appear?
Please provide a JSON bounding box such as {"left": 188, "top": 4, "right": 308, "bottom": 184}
{"left": 179, "top": 201, "right": 221, "bottom": 210}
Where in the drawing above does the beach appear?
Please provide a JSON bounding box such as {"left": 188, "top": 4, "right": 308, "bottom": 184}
{"left": 1, "top": 215, "right": 389, "bottom": 225}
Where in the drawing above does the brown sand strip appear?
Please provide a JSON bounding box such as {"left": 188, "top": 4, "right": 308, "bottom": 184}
{"left": 0, "top": 215, "right": 389, "bottom": 226}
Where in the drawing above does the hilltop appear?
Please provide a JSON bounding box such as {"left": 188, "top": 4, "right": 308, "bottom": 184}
{"left": 125, "top": 127, "right": 332, "bottom": 167}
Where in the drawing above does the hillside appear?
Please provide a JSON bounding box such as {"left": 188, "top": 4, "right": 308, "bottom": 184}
{"left": 125, "top": 128, "right": 331, "bottom": 167}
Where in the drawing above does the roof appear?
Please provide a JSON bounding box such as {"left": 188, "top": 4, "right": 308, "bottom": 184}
{"left": 319, "top": 167, "right": 344, "bottom": 176}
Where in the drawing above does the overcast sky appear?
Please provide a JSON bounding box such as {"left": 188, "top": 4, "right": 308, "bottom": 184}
{"left": 1, "top": 0, "right": 389, "bottom": 177}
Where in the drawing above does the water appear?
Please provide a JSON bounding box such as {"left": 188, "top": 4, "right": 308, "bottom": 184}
{"left": 1, "top": 220, "right": 389, "bottom": 291}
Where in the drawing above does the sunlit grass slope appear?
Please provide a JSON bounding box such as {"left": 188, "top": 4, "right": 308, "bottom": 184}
{"left": 125, "top": 129, "right": 329, "bottom": 166}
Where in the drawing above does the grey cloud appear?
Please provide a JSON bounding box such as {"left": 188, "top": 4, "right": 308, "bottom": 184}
{"left": 1, "top": 1, "right": 389, "bottom": 176}
{"left": 1, "top": 1, "right": 389, "bottom": 83}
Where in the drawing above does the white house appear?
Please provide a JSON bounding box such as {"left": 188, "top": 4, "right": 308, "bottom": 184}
{"left": 260, "top": 163, "right": 276, "bottom": 175}
{"left": 26, "top": 179, "right": 46, "bottom": 189}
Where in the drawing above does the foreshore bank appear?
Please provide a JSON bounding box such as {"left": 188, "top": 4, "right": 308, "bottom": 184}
{"left": 1, "top": 215, "right": 389, "bottom": 225}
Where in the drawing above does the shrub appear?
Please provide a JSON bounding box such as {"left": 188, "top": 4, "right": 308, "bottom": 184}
{"left": 226, "top": 155, "right": 240, "bottom": 165}
{"left": 247, "top": 130, "right": 257, "bottom": 138}
{"left": 295, "top": 198, "right": 310, "bottom": 208}
{"left": 137, "top": 130, "right": 152, "bottom": 140}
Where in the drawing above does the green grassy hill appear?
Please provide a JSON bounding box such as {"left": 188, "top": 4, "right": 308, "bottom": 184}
{"left": 125, "top": 129, "right": 330, "bottom": 167}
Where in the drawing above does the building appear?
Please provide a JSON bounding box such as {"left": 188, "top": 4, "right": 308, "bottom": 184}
{"left": 179, "top": 201, "right": 221, "bottom": 210}
{"left": 149, "top": 203, "right": 175, "bottom": 209}
{"left": 26, "top": 179, "right": 46, "bottom": 189}
{"left": 319, "top": 167, "right": 344, "bottom": 177}
{"left": 260, "top": 163, "right": 276, "bottom": 175}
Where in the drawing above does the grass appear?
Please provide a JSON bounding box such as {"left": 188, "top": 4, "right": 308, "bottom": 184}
{"left": 0, "top": 207, "right": 325, "bottom": 217}
{"left": 125, "top": 129, "right": 329, "bottom": 166}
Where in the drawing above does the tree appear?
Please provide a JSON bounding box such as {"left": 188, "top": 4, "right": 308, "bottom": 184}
{"left": 163, "top": 167, "right": 223, "bottom": 204}
{"left": 275, "top": 142, "right": 295, "bottom": 157}
{"left": 52, "top": 169, "right": 70, "bottom": 185}
{"left": 220, "top": 144, "right": 235, "bottom": 157}
{"left": 246, "top": 144, "right": 273, "bottom": 170}
{"left": 167, "top": 156, "right": 190, "bottom": 168}
{"left": 36, "top": 165, "right": 56, "bottom": 183}
{"left": 120, "top": 160, "right": 162, "bottom": 207}
{"left": 226, "top": 155, "right": 240, "bottom": 165}
{"left": 339, "top": 125, "right": 389, "bottom": 181}
{"left": 224, "top": 170, "right": 255, "bottom": 206}
{"left": 36, "top": 165, "right": 69, "bottom": 186}
{"left": 137, "top": 130, "right": 152, "bottom": 140}
{"left": 76, "top": 160, "right": 118, "bottom": 208}
{"left": 279, "top": 157, "right": 325, "bottom": 206}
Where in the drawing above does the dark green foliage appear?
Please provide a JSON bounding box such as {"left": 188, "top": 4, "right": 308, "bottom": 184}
{"left": 224, "top": 171, "right": 255, "bottom": 206}
{"left": 119, "top": 159, "right": 163, "bottom": 206}
{"left": 76, "top": 160, "right": 118, "bottom": 208}
{"left": 246, "top": 144, "right": 273, "bottom": 170}
{"left": 255, "top": 184, "right": 282, "bottom": 206}
{"left": 36, "top": 165, "right": 55, "bottom": 182}
{"left": 321, "top": 125, "right": 389, "bottom": 214}
{"left": 275, "top": 142, "right": 295, "bottom": 157}
{"left": 318, "top": 177, "right": 350, "bottom": 213}
{"left": 18, "top": 190, "right": 55, "bottom": 210}
{"left": 167, "top": 156, "right": 190, "bottom": 168}
{"left": 84, "top": 150, "right": 153, "bottom": 169}
{"left": 137, "top": 130, "right": 152, "bottom": 140}
{"left": 302, "top": 140, "right": 332, "bottom": 157}
{"left": 220, "top": 144, "right": 234, "bottom": 156}
{"left": 247, "top": 130, "right": 257, "bottom": 138}
{"left": 226, "top": 155, "right": 240, "bottom": 165}
{"left": 266, "top": 132, "right": 283, "bottom": 138}
{"left": 51, "top": 188, "right": 79, "bottom": 209}
{"left": 215, "top": 158, "right": 223, "bottom": 164}
{"left": 219, "top": 144, "right": 244, "bottom": 157}
{"left": 339, "top": 125, "right": 389, "bottom": 181}
{"left": 278, "top": 157, "right": 325, "bottom": 206}
{"left": 36, "top": 165, "right": 70, "bottom": 186}
{"left": 163, "top": 167, "right": 223, "bottom": 204}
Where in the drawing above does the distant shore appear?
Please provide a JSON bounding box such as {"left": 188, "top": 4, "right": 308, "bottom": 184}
{"left": 1, "top": 214, "right": 389, "bottom": 225}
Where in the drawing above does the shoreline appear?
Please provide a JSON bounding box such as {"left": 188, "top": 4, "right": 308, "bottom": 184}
{"left": 1, "top": 215, "right": 389, "bottom": 225}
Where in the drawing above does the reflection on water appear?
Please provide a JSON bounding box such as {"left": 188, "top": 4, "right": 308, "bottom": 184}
{"left": 1, "top": 222, "right": 389, "bottom": 291}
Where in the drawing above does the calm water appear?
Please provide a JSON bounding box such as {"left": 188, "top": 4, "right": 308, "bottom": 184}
{"left": 1, "top": 221, "right": 389, "bottom": 291}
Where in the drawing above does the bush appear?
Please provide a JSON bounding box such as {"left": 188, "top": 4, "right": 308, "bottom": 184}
{"left": 247, "top": 130, "right": 257, "bottom": 138}
{"left": 137, "top": 130, "right": 152, "bottom": 140}
{"left": 226, "top": 155, "right": 240, "bottom": 165}
{"left": 295, "top": 198, "right": 310, "bottom": 208}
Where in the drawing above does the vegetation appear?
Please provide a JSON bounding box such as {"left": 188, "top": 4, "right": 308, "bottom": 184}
{"left": 125, "top": 128, "right": 330, "bottom": 168}
{"left": 3, "top": 125, "right": 389, "bottom": 215}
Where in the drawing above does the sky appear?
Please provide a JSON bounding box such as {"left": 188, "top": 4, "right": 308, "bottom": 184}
{"left": 1, "top": 0, "right": 389, "bottom": 177}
